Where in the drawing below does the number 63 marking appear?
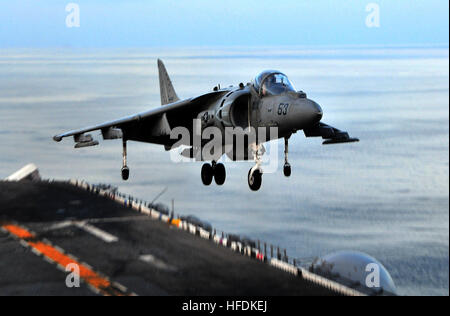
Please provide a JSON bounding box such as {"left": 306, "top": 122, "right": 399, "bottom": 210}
{"left": 277, "top": 103, "right": 289, "bottom": 115}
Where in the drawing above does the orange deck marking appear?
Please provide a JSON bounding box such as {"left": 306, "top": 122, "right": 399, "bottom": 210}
{"left": 3, "top": 224, "right": 35, "bottom": 239}
{"left": 2, "top": 223, "right": 126, "bottom": 296}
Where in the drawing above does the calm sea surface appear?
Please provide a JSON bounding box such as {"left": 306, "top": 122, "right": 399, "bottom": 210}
{"left": 0, "top": 47, "right": 448, "bottom": 295}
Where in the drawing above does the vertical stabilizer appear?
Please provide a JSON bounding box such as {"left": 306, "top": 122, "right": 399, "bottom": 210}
{"left": 158, "top": 59, "right": 179, "bottom": 105}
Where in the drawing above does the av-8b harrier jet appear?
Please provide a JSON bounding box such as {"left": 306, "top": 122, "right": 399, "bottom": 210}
{"left": 54, "top": 60, "right": 358, "bottom": 191}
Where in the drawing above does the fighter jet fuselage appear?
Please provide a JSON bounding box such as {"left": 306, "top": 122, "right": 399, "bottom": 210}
{"left": 54, "top": 60, "right": 358, "bottom": 191}
{"left": 197, "top": 85, "right": 323, "bottom": 140}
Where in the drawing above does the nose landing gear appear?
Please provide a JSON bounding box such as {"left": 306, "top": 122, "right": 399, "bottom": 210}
{"left": 247, "top": 143, "right": 264, "bottom": 191}
{"left": 248, "top": 167, "right": 262, "bottom": 191}
{"left": 201, "top": 161, "right": 226, "bottom": 186}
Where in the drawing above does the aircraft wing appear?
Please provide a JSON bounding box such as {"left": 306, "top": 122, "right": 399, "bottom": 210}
{"left": 303, "top": 122, "right": 359, "bottom": 145}
{"left": 53, "top": 91, "right": 225, "bottom": 146}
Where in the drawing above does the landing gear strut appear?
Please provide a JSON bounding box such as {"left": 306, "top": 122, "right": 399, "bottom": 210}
{"left": 248, "top": 144, "right": 263, "bottom": 191}
{"left": 201, "top": 161, "right": 226, "bottom": 186}
{"left": 283, "top": 137, "right": 291, "bottom": 177}
{"left": 121, "top": 139, "right": 130, "bottom": 181}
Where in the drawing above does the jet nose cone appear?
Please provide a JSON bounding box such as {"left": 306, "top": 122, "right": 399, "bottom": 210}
{"left": 311, "top": 100, "right": 323, "bottom": 123}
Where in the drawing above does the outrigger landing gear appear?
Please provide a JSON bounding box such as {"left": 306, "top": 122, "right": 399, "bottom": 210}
{"left": 248, "top": 144, "right": 263, "bottom": 191}
{"left": 283, "top": 137, "right": 291, "bottom": 177}
{"left": 121, "top": 139, "right": 130, "bottom": 181}
{"left": 201, "top": 161, "right": 226, "bottom": 186}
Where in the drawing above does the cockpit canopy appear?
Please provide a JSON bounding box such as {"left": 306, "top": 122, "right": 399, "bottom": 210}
{"left": 253, "top": 70, "right": 296, "bottom": 97}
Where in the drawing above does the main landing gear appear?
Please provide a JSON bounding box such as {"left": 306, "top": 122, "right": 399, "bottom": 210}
{"left": 121, "top": 140, "right": 130, "bottom": 181}
{"left": 201, "top": 161, "right": 226, "bottom": 186}
{"left": 283, "top": 137, "right": 291, "bottom": 177}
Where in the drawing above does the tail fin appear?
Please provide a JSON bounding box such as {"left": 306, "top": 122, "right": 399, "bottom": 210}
{"left": 158, "top": 59, "right": 179, "bottom": 105}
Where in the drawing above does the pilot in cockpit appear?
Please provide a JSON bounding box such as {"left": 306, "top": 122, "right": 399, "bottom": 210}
{"left": 262, "top": 75, "right": 275, "bottom": 96}
{"left": 256, "top": 71, "right": 296, "bottom": 97}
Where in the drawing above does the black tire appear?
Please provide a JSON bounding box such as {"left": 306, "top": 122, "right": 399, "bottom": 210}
{"left": 248, "top": 168, "right": 262, "bottom": 191}
{"left": 201, "top": 163, "right": 213, "bottom": 185}
{"left": 283, "top": 163, "right": 291, "bottom": 177}
{"left": 214, "top": 163, "right": 226, "bottom": 185}
{"left": 121, "top": 166, "right": 130, "bottom": 181}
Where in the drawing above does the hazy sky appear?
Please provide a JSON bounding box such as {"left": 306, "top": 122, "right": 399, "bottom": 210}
{"left": 0, "top": 0, "right": 448, "bottom": 48}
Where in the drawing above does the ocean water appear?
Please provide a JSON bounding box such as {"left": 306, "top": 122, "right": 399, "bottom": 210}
{"left": 0, "top": 47, "right": 448, "bottom": 296}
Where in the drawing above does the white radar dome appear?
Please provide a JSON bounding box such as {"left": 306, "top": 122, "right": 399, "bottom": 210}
{"left": 311, "top": 250, "right": 397, "bottom": 295}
